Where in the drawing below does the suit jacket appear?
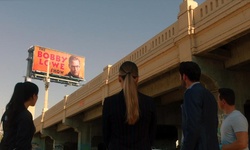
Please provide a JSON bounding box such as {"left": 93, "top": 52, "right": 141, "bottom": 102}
{"left": 102, "top": 90, "right": 157, "bottom": 150}
{"left": 181, "top": 83, "right": 219, "bottom": 150}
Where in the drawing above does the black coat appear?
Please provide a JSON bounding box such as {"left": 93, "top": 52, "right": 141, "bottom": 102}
{"left": 102, "top": 90, "right": 157, "bottom": 150}
{"left": 0, "top": 109, "right": 35, "bottom": 150}
{"left": 181, "top": 83, "right": 220, "bottom": 150}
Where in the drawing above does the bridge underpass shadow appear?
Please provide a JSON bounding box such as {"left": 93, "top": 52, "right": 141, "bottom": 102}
{"left": 154, "top": 125, "right": 178, "bottom": 150}
{"left": 45, "top": 136, "right": 53, "bottom": 150}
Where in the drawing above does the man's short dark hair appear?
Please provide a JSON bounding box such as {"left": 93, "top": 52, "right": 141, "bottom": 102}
{"left": 218, "top": 88, "right": 235, "bottom": 105}
{"left": 179, "top": 61, "right": 201, "bottom": 82}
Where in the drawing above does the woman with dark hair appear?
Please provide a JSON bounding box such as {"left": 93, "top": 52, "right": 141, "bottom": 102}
{"left": 0, "top": 81, "right": 39, "bottom": 150}
{"left": 102, "top": 61, "right": 157, "bottom": 150}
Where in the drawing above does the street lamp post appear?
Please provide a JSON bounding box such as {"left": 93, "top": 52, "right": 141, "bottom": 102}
{"left": 41, "top": 60, "right": 50, "bottom": 122}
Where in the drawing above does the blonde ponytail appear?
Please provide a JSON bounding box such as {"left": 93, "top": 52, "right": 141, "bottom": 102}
{"left": 119, "top": 61, "right": 139, "bottom": 125}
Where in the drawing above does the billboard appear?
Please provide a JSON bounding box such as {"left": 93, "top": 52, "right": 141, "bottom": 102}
{"left": 27, "top": 45, "right": 85, "bottom": 85}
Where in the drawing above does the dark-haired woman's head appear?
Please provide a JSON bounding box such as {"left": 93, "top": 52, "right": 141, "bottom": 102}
{"left": 23, "top": 81, "right": 39, "bottom": 107}
{"left": 8, "top": 81, "right": 39, "bottom": 108}
{"left": 3, "top": 81, "right": 39, "bottom": 127}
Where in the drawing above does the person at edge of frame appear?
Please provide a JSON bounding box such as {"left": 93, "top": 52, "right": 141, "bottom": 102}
{"left": 218, "top": 88, "right": 249, "bottom": 150}
{"left": 0, "top": 82, "right": 39, "bottom": 150}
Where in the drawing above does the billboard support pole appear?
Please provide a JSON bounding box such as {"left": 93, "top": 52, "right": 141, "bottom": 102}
{"left": 41, "top": 60, "right": 50, "bottom": 122}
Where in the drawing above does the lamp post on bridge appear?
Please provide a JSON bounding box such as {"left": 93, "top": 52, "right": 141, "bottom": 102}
{"left": 41, "top": 59, "right": 50, "bottom": 122}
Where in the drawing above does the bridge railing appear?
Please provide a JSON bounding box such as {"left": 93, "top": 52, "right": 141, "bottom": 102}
{"left": 193, "top": 0, "right": 248, "bottom": 54}
{"left": 194, "top": 0, "right": 233, "bottom": 22}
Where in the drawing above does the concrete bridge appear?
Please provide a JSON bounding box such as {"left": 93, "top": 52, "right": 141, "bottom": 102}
{"left": 33, "top": 0, "right": 250, "bottom": 149}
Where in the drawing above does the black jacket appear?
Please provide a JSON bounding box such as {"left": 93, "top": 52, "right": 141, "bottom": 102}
{"left": 181, "top": 83, "right": 219, "bottom": 150}
{"left": 0, "top": 109, "right": 35, "bottom": 150}
{"left": 102, "top": 90, "right": 157, "bottom": 150}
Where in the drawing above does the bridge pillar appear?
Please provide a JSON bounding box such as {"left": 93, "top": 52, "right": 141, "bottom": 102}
{"left": 101, "top": 65, "right": 112, "bottom": 105}
{"left": 77, "top": 124, "right": 91, "bottom": 150}
{"left": 33, "top": 135, "right": 53, "bottom": 150}
{"left": 41, "top": 128, "right": 65, "bottom": 149}
{"left": 40, "top": 126, "right": 77, "bottom": 150}
{"left": 177, "top": 0, "right": 199, "bottom": 61}
{"left": 32, "top": 134, "right": 46, "bottom": 150}
{"left": 63, "top": 118, "right": 91, "bottom": 150}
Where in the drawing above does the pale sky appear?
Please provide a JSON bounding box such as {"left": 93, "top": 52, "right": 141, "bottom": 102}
{"left": 0, "top": 0, "right": 204, "bottom": 118}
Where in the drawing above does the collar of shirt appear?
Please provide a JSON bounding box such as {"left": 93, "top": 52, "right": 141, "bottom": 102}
{"left": 187, "top": 82, "right": 200, "bottom": 89}
{"left": 223, "top": 109, "right": 237, "bottom": 119}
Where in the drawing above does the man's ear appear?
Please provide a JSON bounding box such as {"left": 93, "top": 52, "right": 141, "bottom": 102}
{"left": 32, "top": 94, "right": 37, "bottom": 101}
{"left": 222, "top": 99, "right": 227, "bottom": 105}
{"left": 182, "top": 74, "right": 188, "bottom": 81}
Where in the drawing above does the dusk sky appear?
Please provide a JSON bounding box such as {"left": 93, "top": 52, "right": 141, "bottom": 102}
{"left": 0, "top": 0, "right": 204, "bottom": 118}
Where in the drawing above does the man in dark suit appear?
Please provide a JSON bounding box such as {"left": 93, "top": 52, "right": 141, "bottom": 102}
{"left": 179, "top": 61, "right": 219, "bottom": 150}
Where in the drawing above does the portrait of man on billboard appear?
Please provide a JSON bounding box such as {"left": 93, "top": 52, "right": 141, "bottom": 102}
{"left": 66, "top": 55, "right": 83, "bottom": 79}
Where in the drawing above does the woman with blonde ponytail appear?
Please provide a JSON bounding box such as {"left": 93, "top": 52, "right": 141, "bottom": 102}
{"left": 102, "top": 61, "right": 157, "bottom": 150}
